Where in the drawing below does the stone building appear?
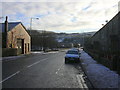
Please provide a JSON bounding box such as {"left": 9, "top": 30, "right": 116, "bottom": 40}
{"left": 1, "top": 16, "right": 31, "bottom": 56}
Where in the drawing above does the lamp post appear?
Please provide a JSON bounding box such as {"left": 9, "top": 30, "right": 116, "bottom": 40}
{"left": 30, "top": 17, "right": 39, "bottom": 35}
{"left": 29, "top": 17, "right": 39, "bottom": 51}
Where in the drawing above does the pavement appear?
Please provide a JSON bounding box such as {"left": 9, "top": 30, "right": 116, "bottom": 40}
{"left": 80, "top": 51, "right": 120, "bottom": 89}
{"left": 1, "top": 51, "right": 90, "bottom": 88}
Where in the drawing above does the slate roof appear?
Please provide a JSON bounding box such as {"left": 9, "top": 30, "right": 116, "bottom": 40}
{"left": 0, "top": 22, "right": 21, "bottom": 32}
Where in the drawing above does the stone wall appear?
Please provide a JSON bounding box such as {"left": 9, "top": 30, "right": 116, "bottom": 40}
{"left": 85, "top": 12, "right": 120, "bottom": 74}
{"left": 2, "top": 48, "right": 17, "bottom": 57}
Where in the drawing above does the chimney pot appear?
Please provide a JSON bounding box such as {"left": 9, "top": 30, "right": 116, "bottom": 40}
{"left": 6, "top": 16, "right": 8, "bottom": 21}
{"left": 4, "top": 16, "right": 8, "bottom": 48}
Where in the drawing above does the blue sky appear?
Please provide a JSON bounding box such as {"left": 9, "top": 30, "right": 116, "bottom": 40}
{"left": 1, "top": 0, "right": 119, "bottom": 33}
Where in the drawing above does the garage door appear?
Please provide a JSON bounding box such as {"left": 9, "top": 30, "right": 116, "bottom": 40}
{"left": 17, "top": 39, "right": 24, "bottom": 54}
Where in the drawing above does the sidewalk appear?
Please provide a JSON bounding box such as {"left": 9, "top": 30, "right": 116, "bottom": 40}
{"left": 1, "top": 55, "right": 26, "bottom": 62}
{"left": 1, "top": 51, "right": 59, "bottom": 61}
{"left": 1, "top": 51, "right": 43, "bottom": 62}
{"left": 80, "top": 51, "right": 120, "bottom": 88}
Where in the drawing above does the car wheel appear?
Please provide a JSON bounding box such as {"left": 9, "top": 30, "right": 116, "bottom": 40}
{"left": 65, "top": 59, "right": 68, "bottom": 64}
{"left": 77, "top": 59, "right": 80, "bottom": 63}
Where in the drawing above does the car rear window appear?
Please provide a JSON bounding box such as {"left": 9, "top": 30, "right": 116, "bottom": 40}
{"left": 66, "top": 51, "right": 78, "bottom": 54}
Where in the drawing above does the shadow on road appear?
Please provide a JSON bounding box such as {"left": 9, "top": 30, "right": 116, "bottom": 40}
{"left": 64, "top": 61, "right": 82, "bottom": 73}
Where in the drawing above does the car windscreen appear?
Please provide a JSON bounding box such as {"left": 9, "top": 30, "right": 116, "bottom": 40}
{"left": 66, "top": 51, "right": 78, "bottom": 54}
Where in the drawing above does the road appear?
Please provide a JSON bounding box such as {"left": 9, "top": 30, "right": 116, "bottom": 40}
{"left": 1, "top": 51, "right": 90, "bottom": 88}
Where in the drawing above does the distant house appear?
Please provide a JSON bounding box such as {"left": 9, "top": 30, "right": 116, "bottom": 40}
{"left": 0, "top": 16, "right": 31, "bottom": 56}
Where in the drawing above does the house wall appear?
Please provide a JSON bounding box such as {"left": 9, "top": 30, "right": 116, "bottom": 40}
{"left": 7, "top": 23, "right": 31, "bottom": 54}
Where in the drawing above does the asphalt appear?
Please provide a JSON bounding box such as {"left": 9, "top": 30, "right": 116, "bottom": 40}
{"left": 1, "top": 51, "right": 89, "bottom": 88}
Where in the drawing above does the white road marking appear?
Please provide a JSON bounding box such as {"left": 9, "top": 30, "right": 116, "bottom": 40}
{"left": 27, "top": 58, "right": 48, "bottom": 68}
{"left": 56, "top": 59, "right": 65, "bottom": 74}
{"left": 0, "top": 58, "right": 49, "bottom": 83}
{"left": 55, "top": 64, "right": 63, "bottom": 74}
{"left": 76, "top": 75, "right": 88, "bottom": 89}
{"left": 0, "top": 71, "right": 20, "bottom": 83}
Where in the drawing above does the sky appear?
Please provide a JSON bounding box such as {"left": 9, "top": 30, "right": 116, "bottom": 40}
{"left": 1, "top": 0, "right": 119, "bottom": 33}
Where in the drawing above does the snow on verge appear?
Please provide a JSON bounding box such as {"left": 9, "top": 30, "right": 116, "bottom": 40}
{"left": 80, "top": 51, "right": 120, "bottom": 88}
{"left": 31, "top": 51, "right": 43, "bottom": 54}
{"left": 1, "top": 55, "right": 26, "bottom": 61}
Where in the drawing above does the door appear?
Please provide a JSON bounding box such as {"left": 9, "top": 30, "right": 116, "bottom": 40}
{"left": 17, "top": 39, "right": 22, "bottom": 54}
{"left": 17, "top": 39, "right": 24, "bottom": 54}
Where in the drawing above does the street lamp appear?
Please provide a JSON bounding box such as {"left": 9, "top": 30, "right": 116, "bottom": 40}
{"left": 29, "top": 17, "right": 39, "bottom": 51}
{"left": 30, "top": 17, "right": 39, "bottom": 35}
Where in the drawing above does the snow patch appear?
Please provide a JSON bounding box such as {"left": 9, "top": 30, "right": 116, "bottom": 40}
{"left": 1, "top": 55, "right": 25, "bottom": 61}
{"left": 80, "top": 51, "right": 120, "bottom": 88}
{"left": 31, "top": 51, "right": 43, "bottom": 54}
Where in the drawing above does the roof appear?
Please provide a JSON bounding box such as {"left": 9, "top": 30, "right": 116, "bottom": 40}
{"left": 0, "top": 22, "right": 21, "bottom": 32}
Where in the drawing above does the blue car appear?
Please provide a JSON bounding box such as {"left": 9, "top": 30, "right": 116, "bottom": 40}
{"left": 65, "top": 49, "right": 80, "bottom": 63}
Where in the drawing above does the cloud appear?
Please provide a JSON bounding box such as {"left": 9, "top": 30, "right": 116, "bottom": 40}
{"left": 1, "top": 0, "right": 93, "bottom": 2}
{"left": 1, "top": 0, "right": 119, "bottom": 33}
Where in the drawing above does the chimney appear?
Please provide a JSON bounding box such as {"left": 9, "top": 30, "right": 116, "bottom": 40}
{"left": 5, "top": 16, "right": 8, "bottom": 33}
{"left": 4, "top": 16, "right": 8, "bottom": 48}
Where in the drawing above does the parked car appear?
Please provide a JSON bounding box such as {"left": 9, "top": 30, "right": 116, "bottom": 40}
{"left": 70, "top": 48, "right": 80, "bottom": 52}
{"left": 65, "top": 49, "right": 80, "bottom": 63}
